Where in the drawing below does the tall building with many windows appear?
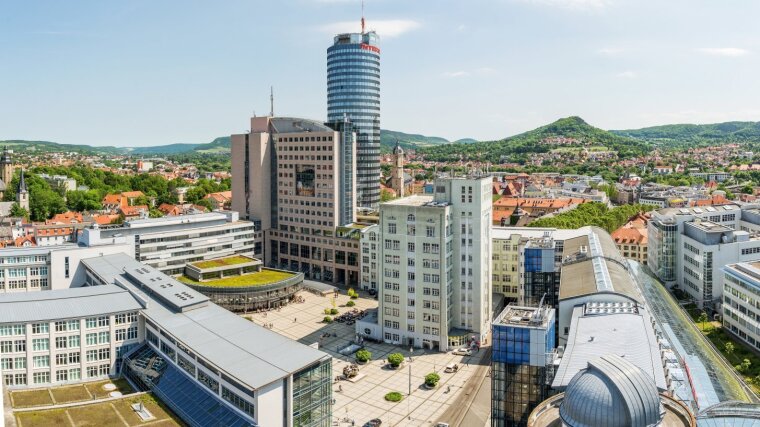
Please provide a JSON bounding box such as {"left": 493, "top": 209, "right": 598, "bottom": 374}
{"left": 327, "top": 29, "right": 380, "bottom": 208}
{"left": 231, "top": 115, "right": 363, "bottom": 285}
{"left": 365, "top": 175, "right": 492, "bottom": 350}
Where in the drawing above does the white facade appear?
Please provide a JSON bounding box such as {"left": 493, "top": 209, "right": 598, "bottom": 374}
{"left": 374, "top": 176, "right": 492, "bottom": 351}
{"left": 723, "top": 262, "right": 760, "bottom": 353}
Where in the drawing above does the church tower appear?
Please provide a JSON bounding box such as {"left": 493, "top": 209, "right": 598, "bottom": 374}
{"left": 390, "top": 141, "right": 405, "bottom": 198}
{"left": 16, "top": 168, "right": 29, "bottom": 211}
{"left": 0, "top": 146, "right": 13, "bottom": 194}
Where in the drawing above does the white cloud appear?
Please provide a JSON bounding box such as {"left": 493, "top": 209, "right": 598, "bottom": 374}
{"left": 696, "top": 47, "right": 750, "bottom": 57}
{"left": 456, "top": 24, "right": 467, "bottom": 32}
{"left": 320, "top": 19, "right": 421, "bottom": 38}
{"left": 442, "top": 71, "right": 470, "bottom": 78}
{"left": 597, "top": 47, "right": 623, "bottom": 55}
{"left": 616, "top": 70, "right": 637, "bottom": 79}
{"left": 516, "top": 0, "right": 612, "bottom": 10}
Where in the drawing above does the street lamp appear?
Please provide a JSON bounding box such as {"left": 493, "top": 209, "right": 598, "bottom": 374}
{"left": 408, "top": 346, "right": 413, "bottom": 420}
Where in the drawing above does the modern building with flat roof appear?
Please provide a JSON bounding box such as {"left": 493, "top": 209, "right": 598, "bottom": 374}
{"left": 231, "top": 115, "right": 362, "bottom": 287}
{"left": 80, "top": 211, "right": 257, "bottom": 276}
{"left": 648, "top": 204, "right": 760, "bottom": 308}
{"left": 722, "top": 261, "right": 760, "bottom": 354}
{"left": 0, "top": 251, "right": 333, "bottom": 427}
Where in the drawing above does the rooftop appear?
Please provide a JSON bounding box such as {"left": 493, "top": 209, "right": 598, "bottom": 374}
{"left": 552, "top": 304, "right": 667, "bottom": 391}
{"left": 0, "top": 285, "right": 143, "bottom": 323}
{"left": 178, "top": 269, "right": 296, "bottom": 288}
{"left": 270, "top": 117, "right": 333, "bottom": 134}
{"left": 190, "top": 255, "right": 255, "bottom": 270}
{"left": 494, "top": 304, "right": 554, "bottom": 328}
{"left": 382, "top": 195, "right": 435, "bottom": 207}
{"left": 83, "top": 253, "right": 329, "bottom": 390}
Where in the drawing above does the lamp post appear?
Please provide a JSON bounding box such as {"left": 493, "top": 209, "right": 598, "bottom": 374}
{"left": 407, "top": 346, "right": 413, "bottom": 420}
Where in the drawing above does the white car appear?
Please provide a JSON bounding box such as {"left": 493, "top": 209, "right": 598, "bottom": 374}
{"left": 452, "top": 348, "right": 472, "bottom": 356}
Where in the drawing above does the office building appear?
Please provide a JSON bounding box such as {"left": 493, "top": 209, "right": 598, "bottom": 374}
{"left": 722, "top": 262, "right": 760, "bottom": 353}
{"left": 0, "top": 252, "right": 333, "bottom": 427}
{"left": 231, "top": 115, "right": 363, "bottom": 286}
{"left": 522, "top": 237, "right": 561, "bottom": 308}
{"left": 491, "top": 305, "right": 556, "bottom": 427}
{"left": 327, "top": 28, "right": 380, "bottom": 208}
{"left": 80, "top": 211, "right": 257, "bottom": 276}
{"left": 0, "top": 244, "right": 134, "bottom": 293}
{"left": 359, "top": 224, "right": 379, "bottom": 292}
{"left": 648, "top": 204, "right": 760, "bottom": 307}
{"left": 359, "top": 175, "right": 492, "bottom": 350}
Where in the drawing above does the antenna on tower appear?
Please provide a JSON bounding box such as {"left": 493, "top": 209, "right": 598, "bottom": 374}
{"left": 270, "top": 86, "right": 274, "bottom": 117}
{"left": 361, "top": 0, "right": 365, "bottom": 33}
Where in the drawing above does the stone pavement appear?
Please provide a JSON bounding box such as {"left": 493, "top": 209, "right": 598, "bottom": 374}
{"left": 246, "top": 290, "right": 490, "bottom": 427}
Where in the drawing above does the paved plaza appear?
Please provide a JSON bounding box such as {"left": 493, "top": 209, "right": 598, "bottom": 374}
{"left": 245, "top": 290, "right": 489, "bottom": 427}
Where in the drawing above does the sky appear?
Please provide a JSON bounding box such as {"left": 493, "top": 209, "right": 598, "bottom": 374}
{"left": 1, "top": 0, "right": 759, "bottom": 146}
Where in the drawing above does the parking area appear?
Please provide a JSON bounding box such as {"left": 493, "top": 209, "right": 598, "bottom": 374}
{"left": 246, "top": 290, "right": 489, "bottom": 426}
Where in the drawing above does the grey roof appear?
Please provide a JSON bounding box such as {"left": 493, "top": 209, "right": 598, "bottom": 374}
{"left": 0, "top": 285, "right": 143, "bottom": 323}
{"left": 559, "top": 354, "right": 664, "bottom": 427}
{"left": 697, "top": 401, "right": 760, "bottom": 427}
{"left": 83, "top": 253, "right": 330, "bottom": 390}
{"left": 270, "top": 117, "right": 332, "bottom": 134}
{"left": 553, "top": 305, "right": 667, "bottom": 391}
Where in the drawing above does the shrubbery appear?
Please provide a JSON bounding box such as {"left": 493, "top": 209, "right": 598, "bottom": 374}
{"left": 387, "top": 353, "right": 404, "bottom": 367}
{"left": 355, "top": 349, "right": 371, "bottom": 363}
{"left": 425, "top": 373, "right": 440, "bottom": 387}
{"left": 323, "top": 316, "right": 333, "bottom": 323}
{"left": 384, "top": 392, "right": 403, "bottom": 402}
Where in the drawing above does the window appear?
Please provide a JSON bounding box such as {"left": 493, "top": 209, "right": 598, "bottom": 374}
{"left": 33, "top": 371, "right": 50, "bottom": 384}
{"left": 69, "top": 368, "right": 80, "bottom": 381}
{"left": 33, "top": 355, "right": 50, "bottom": 368}
{"left": 68, "top": 335, "right": 80, "bottom": 348}
{"left": 0, "top": 357, "right": 10, "bottom": 370}
{"left": 55, "top": 336, "right": 68, "bottom": 349}
{"left": 198, "top": 370, "right": 219, "bottom": 393}
{"left": 32, "top": 323, "right": 49, "bottom": 334}
{"left": 98, "top": 332, "right": 109, "bottom": 344}
{"left": 222, "top": 386, "right": 255, "bottom": 417}
{"left": 14, "top": 357, "right": 25, "bottom": 369}
{"left": 32, "top": 338, "right": 49, "bottom": 351}
{"left": 98, "top": 317, "right": 109, "bottom": 327}
{"left": 0, "top": 341, "right": 12, "bottom": 353}
{"left": 86, "top": 333, "right": 97, "bottom": 346}
{"left": 86, "top": 318, "right": 97, "bottom": 329}
{"left": 69, "top": 353, "right": 80, "bottom": 364}
{"left": 56, "top": 353, "right": 67, "bottom": 365}
{"left": 15, "top": 340, "right": 26, "bottom": 352}
{"left": 56, "top": 370, "right": 68, "bottom": 382}
{"left": 67, "top": 320, "right": 80, "bottom": 331}
{"left": 0, "top": 325, "right": 23, "bottom": 336}
{"left": 55, "top": 321, "right": 67, "bottom": 332}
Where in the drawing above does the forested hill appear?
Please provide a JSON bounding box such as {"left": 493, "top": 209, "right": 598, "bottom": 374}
{"left": 417, "top": 116, "right": 650, "bottom": 163}
{"left": 611, "top": 121, "right": 760, "bottom": 147}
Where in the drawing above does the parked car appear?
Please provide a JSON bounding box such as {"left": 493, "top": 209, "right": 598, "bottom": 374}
{"left": 363, "top": 419, "right": 382, "bottom": 427}
{"left": 452, "top": 348, "right": 472, "bottom": 356}
{"left": 367, "top": 289, "right": 377, "bottom": 296}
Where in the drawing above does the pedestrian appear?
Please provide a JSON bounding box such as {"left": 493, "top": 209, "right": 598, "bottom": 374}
{"left": 294, "top": 317, "right": 297, "bottom": 323}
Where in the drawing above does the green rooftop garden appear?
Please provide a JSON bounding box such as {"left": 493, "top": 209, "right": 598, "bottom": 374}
{"left": 178, "top": 269, "right": 295, "bottom": 287}
{"left": 191, "top": 255, "right": 253, "bottom": 269}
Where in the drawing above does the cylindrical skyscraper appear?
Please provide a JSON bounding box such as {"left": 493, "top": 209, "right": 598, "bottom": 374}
{"left": 327, "top": 29, "right": 380, "bottom": 209}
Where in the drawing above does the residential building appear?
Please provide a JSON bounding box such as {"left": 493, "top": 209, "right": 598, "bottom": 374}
{"left": 80, "top": 211, "right": 257, "bottom": 276}
{"left": 327, "top": 28, "right": 381, "bottom": 208}
{"left": 611, "top": 212, "right": 649, "bottom": 265}
{"left": 231, "top": 115, "right": 362, "bottom": 285}
{"left": 363, "top": 175, "right": 492, "bottom": 350}
{"left": 491, "top": 304, "right": 556, "bottom": 427}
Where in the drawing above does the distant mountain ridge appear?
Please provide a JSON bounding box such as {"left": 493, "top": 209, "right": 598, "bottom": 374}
{"left": 5, "top": 118, "right": 760, "bottom": 157}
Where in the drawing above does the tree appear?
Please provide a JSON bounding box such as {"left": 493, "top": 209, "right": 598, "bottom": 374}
{"left": 9, "top": 203, "right": 27, "bottom": 218}
{"left": 724, "top": 341, "right": 735, "bottom": 356}
{"left": 739, "top": 358, "right": 752, "bottom": 373}
{"left": 424, "top": 373, "right": 440, "bottom": 387}
{"left": 380, "top": 188, "right": 396, "bottom": 203}
{"left": 355, "top": 349, "right": 371, "bottom": 363}
{"left": 387, "top": 353, "right": 404, "bottom": 368}
{"left": 148, "top": 208, "right": 164, "bottom": 218}
{"left": 697, "top": 312, "right": 709, "bottom": 330}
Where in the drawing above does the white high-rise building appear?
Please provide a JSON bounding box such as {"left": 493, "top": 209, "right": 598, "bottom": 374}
{"left": 372, "top": 176, "right": 492, "bottom": 351}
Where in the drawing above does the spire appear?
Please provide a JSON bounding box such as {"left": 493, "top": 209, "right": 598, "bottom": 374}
{"left": 18, "top": 168, "right": 27, "bottom": 194}
{"left": 270, "top": 86, "right": 274, "bottom": 117}
{"left": 361, "top": 0, "right": 365, "bottom": 33}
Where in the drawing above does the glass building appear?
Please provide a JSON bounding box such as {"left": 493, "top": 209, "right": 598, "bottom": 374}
{"left": 492, "top": 305, "right": 556, "bottom": 427}
{"left": 327, "top": 31, "right": 380, "bottom": 208}
{"left": 522, "top": 239, "right": 560, "bottom": 309}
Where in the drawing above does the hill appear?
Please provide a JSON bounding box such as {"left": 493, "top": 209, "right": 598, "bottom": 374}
{"left": 611, "top": 121, "right": 760, "bottom": 147}
{"left": 418, "top": 116, "right": 649, "bottom": 163}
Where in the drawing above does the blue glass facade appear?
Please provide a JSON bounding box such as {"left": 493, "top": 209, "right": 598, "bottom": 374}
{"left": 491, "top": 308, "right": 555, "bottom": 427}
{"left": 327, "top": 31, "right": 380, "bottom": 208}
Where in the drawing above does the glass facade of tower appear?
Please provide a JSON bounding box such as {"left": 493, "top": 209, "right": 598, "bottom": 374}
{"left": 327, "top": 31, "right": 380, "bottom": 208}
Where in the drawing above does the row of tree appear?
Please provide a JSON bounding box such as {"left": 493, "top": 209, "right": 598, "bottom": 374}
{"left": 527, "top": 202, "right": 655, "bottom": 233}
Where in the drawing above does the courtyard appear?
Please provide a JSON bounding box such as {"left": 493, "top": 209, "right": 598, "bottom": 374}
{"left": 246, "top": 289, "right": 489, "bottom": 427}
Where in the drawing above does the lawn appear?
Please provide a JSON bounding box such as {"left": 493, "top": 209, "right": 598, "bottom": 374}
{"left": 191, "top": 255, "right": 252, "bottom": 269}
{"left": 85, "top": 378, "right": 133, "bottom": 399}
{"left": 11, "top": 389, "right": 54, "bottom": 407}
{"left": 14, "top": 409, "right": 69, "bottom": 427}
{"left": 50, "top": 384, "right": 92, "bottom": 404}
{"left": 16, "top": 393, "right": 183, "bottom": 427}
{"left": 178, "top": 269, "right": 295, "bottom": 287}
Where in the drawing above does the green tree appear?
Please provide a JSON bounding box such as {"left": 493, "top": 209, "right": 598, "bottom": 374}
{"left": 355, "top": 349, "right": 371, "bottom": 363}
{"left": 739, "top": 358, "right": 752, "bottom": 373}
{"left": 724, "top": 341, "right": 735, "bottom": 356}
{"left": 387, "top": 353, "right": 404, "bottom": 368}
{"left": 380, "top": 188, "right": 395, "bottom": 202}
{"left": 424, "top": 373, "right": 441, "bottom": 387}
{"left": 697, "top": 312, "right": 709, "bottom": 330}
{"left": 9, "top": 203, "right": 27, "bottom": 218}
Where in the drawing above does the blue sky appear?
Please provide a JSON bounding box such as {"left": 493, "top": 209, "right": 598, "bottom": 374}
{"left": 1, "top": 0, "right": 758, "bottom": 146}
